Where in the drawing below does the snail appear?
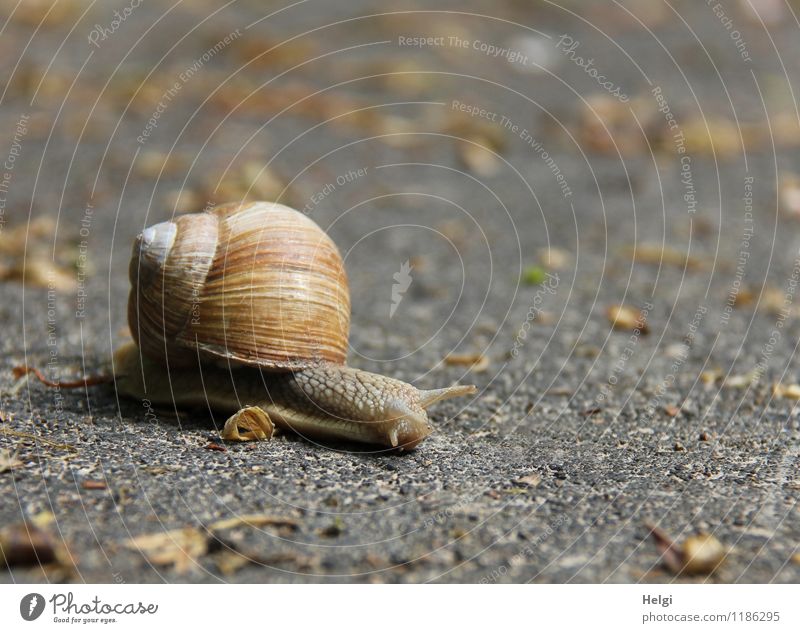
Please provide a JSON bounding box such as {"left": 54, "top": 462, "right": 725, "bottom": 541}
{"left": 113, "top": 201, "right": 476, "bottom": 450}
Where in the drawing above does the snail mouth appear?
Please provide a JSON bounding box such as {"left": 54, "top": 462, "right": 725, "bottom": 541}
{"left": 384, "top": 406, "right": 431, "bottom": 451}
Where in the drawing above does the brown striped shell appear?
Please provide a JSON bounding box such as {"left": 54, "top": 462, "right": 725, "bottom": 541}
{"left": 128, "top": 201, "right": 350, "bottom": 371}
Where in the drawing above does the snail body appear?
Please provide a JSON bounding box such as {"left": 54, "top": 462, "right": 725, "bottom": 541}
{"left": 117, "top": 202, "right": 474, "bottom": 450}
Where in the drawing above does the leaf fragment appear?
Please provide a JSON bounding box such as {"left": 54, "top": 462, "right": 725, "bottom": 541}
{"left": 513, "top": 474, "right": 541, "bottom": 488}
{"left": 444, "top": 353, "right": 490, "bottom": 373}
{"left": 208, "top": 515, "right": 298, "bottom": 532}
{"left": 779, "top": 174, "right": 800, "bottom": 217}
{"left": 521, "top": 266, "right": 548, "bottom": 285}
{"left": 647, "top": 523, "right": 726, "bottom": 576}
{"left": 0, "top": 448, "right": 22, "bottom": 474}
{"left": 0, "top": 522, "right": 56, "bottom": 568}
{"left": 125, "top": 528, "right": 208, "bottom": 574}
{"left": 625, "top": 243, "right": 704, "bottom": 270}
{"left": 607, "top": 304, "right": 649, "bottom": 334}
{"left": 81, "top": 480, "right": 107, "bottom": 490}
{"left": 126, "top": 514, "right": 300, "bottom": 574}
{"left": 537, "top": 247, "right": 571, "bottom": 270}
{"left": 773, "top": 383, "right": 800, "bottom": 400}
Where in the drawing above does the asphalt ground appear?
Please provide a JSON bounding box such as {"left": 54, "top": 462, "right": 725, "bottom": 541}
{"left": 0, "top": 0, "right": 799, "bottom": 582}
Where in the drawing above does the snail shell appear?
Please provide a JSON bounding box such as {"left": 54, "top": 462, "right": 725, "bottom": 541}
{"left": 128, "top": 201, "right": 350, "bottom": 370}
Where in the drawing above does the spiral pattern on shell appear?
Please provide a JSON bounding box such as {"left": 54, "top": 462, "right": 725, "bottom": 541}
{"left": 128, "top": 201, "right": 351, "bottom": 371}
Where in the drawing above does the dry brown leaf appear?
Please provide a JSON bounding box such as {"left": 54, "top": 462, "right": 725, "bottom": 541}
{"left": 0, "top": 216, "right": 78, "bottom": 292}
{"left": 0, "top": 522, "right": 57, "bottom": 568}
{"left": 435, "top": 220, "right": 468, "bottom": 248}
{"left": 447, "top": 116, "right": 506, "bottom": 177}
{"left": 163, "top": 188, "right": 204, "bottom": 213}
{"left": 701, "top": 369, "right": 757, "bottom": 389}
{"left": 213, "top": 163, "right": 289, "bottom": 203}
{"left": 741, "top": 0, "right": 787, "bottom": 25}
{"left": 446, "top": 114, "right": 506, "bottom": 148}
{"left": 0, "top": 216, "right": 57, "bottom": 255}
{"left": 212, "top": 549, "right": 252, "bottom": 576}
{"left": 1, "top": 0, "right": 81, "bottom": 27}
{"left": 647, "top": 524, "right": 726, "bottom": 575}
{"left": 771, "top": 113, "right": 800, "bottom": 148}
{"left": 458, "top": 141, "right": 502, "bottom": 177}
{"left": 681, "top": 534, "right": 727, "bottom": 575}
{"left": 135, "top": 151, "right": 189, "bottom": 178}
{"left": 205, "top": 76, "right": 436, "bottom": 144}
{"left": 664, "top": 343, "right": 688, "bottom": 359}
{"left": 7, "top": 64, "right": 70, "bottom": 101}
{"left": 582, "top": 0, "right": 669, "bottom": 30}
{"left": 679, "top": 117, "right": 750, "bottom": 157}
{"left": 625, "top": 244, "right": 704, "bottom": 270}
{"left": 575, "top": 345, "right": 600, "bottom": 359}
{"left": 376, "top": 115, "right": 426, "bottom": 148}
{"left": 125, "top": 528, "right": 208, "bottom": 574}
{"left": 444, "top": 353, "right": 490, "bottom": 372}
{"left": 210, "top": 79, "right": 369, "bottom": 133}
{"left": 721, "top": 370, "right": 758, "bottom": 389}
{"left": 579, "top": 94, "right": 654, "bottom": 156}
{"left": 208, "top": 514, "right": 299, "bottom": 532}
{"left": 773, "top": 383, "right": 800, "bottom": 400}
{"left": 780, "top": 174, "right": 800, "bottom": 217}
{"left": 229, "top": 35, "right": 317, "bottom": 69}
{"left": 537, "top": 247, "right": 571, "bottom": 270}
{"left": 0, "top": 426, "right": 77, "bottom": 452}
{"left": 375, "top": 59, "right": 435, "bottom": 95}
{"left": 731, "top": 287, "right": 756, "bottom": 308}
{"left": 760, "top": 286, "right": 795, "bottom": 318}
{"left": 126, "top": 513, "right": 300, "bottom": 574}
{"left": 242, "top": 162, "right": 288, "bottom": 199}
{"left": 513, "top": 474, "right": 541, "bottom": 488}
{"left": 81, "top": 480, "right": 107, "bottom": 490}
{"left": 0, "top": 448, "right": 22, "bottom": 474}
{"left": 0, "top": 519, "right": 75, "bottom": 577}
{"left": 607, "top": 304, "right": 649, "bottom": 334}
{"left": 3, "top": 258, "right": 76, "bottom": 292}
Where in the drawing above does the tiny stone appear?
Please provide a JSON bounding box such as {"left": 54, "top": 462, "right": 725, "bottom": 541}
{"left": 320, "top": 523, "right": 342, "bottom": 537}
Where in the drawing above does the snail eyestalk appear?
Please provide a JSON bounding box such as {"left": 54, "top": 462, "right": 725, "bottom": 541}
{"left": 418, "top": 385, "right": 478, "bottom": 408}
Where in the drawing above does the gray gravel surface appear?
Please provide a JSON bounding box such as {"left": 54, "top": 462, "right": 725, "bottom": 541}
{"left": 1, "top": 0, "right": 799, "bottom": 583}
